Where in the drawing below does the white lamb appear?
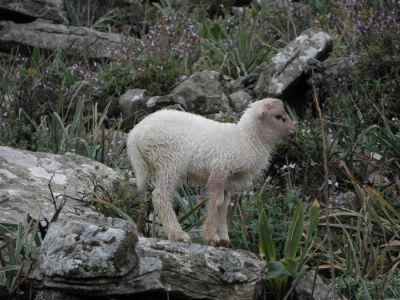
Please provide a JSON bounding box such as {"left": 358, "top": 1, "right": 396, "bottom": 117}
{"left": 127, "top": 98, "right": 295, "bottom": 246}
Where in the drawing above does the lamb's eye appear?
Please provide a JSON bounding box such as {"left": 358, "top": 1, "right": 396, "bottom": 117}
{"left": 275, "top": 115, "right": 286, "bottom": 122}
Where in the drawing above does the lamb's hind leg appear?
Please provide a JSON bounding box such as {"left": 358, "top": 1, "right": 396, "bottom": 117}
{"left": 216, "top": 190, "right": 231, "bottom": 247}
{"left": 152, "top": 171, "right": 191, "bottom": 243}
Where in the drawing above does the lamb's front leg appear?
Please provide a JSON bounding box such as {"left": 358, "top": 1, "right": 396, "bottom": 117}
{"left": 204, "top": 174, "right": 225, "bottom": 246}
{"left": 216, "top": 190, "right": 231, "bottom": 247}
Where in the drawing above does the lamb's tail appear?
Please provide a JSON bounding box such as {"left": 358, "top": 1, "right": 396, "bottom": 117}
{"left": 127, "top": 132, "right": 150, "bottom": 191}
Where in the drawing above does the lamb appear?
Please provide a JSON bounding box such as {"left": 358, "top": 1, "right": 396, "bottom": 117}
{"left": 127, "top": 98, "right": 295, "bottom": 247}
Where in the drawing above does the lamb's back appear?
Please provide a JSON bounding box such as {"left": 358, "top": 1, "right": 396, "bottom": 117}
{"left": 136, "top": 110, "right": 236, "bottom": 145}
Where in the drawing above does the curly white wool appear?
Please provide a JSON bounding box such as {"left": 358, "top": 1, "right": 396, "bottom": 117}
{"left": 127, "top": 98, "right": 295, "bottom": 246}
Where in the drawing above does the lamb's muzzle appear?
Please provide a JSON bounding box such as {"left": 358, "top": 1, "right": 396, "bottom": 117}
{"left": 127, "top": 98, "right": 295, "bottom": 246}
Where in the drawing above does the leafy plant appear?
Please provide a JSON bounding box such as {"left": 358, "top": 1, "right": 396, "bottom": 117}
{"left": 64, "top": 0, "right": 132, "bottom": 31}
{"left": 304, "top": 0, "right": 337, "bottom": 14}
{"left": 374, "top": 117, "right": 400, "bottom": 159}
{"left": 153, "top": 0, "right": 180, "bottom": 20}
{"left": 102, "top": 62, "right": 136, "bottom": 97}
{"left": 229, "top": 191, "right": 260, "bottom": 251}
{"left": 133, "top": 56, "right": 186, "bottom": 96}
{"left": 258, "top": 196, "right": 320, "bottom": 299}
{"left": 197, "top": 9, "right": 273, "bottom": 77}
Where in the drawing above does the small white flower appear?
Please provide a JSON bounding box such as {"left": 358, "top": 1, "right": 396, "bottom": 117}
{"left": 328, "top": 179, "right": 339, "bottom": 188}
{"left": 371, "top": 152, "right": 383, "bottom": 160}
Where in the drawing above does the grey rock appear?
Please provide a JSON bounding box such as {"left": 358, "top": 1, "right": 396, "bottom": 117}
{"left": 320, "top": 57, "right": 356, "bottom": 92}
{"left": 170, "top": 70, "right": 231, "bottom": 115}
{"left": 351, "top": 154, "right": 391, "bottom": 190}
{"left": 32, "top": 214, "right": 265, "bottom": 300}
{"left": 238, "top": 73, "right": 260, "bottom": 88}
{"left": 119, "top": 93, "right": 188, "bottom": 130}
{"left": 178, "top": 75, "right": 189, "bottom": 82}
{"left": 296, "top": 270, "right": 342, "bottom": 300}
{"left": 254, "top": 28, "right": 333, "bottom": 99}
{"left": 119, "top": 71, "right": 233, "bottom": 117}
{"left": 308, "top": 56, "right": 357, "bottom": 102}
{"left": 222, "top": 74, "right": 236, "bottom": 91}
{"left": 0, "top": 20, "right": 138, "bottom": 59}
{"left": 146, "top": 94, "right": 187, "bottom": 111}
{"left": 229, "top": 90, "right": 253, "bottom": 112}
{"left": 332, "top": 192, "right": 357, "bottom": 210}
{"left": 0, "top": 146, "right": 122, "bottom": 223}
{"left": 36, "top": 213, "right": 138, "bottom": 278}
{"left": 161, "top": 103, "right": 187, "bottom": 111}
{"left": 368, "top": 170, "right": 391, "bottom": 187}
{"left": 119, "top": 91, "right": 188, "bottom": 121}
{"left": 119, "top": 89, "right": 151, "bottom": 119}
{"left": 0, "top": 0, "right": 68, "bottom": 24}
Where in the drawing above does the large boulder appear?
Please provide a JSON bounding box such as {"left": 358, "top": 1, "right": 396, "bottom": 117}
{"left": 0, "top": 20, "right": 138, "bottom": 59}
{"left": 170, "top": 70, "right": 231, "bottom": 115}
{"left": 31, "top": 213, "right": 265, "bottom": 300}
{"left": 0, "top": 0, "right": 68, "bottom": 24}
{"left": 254, "top": 28, "right": 333, "bottom": 101}
{"left": 0, "top": 146, "right": 122, "bottom": 223}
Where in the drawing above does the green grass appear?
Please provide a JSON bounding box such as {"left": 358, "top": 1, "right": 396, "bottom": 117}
{"left": 0, "top": 215, "right": 42, "bottom": 298}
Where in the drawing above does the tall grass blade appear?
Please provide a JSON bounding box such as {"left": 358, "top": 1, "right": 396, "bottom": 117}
{"left": 284, "top": 203, "right": 304, "bottom": 260}
{"left": 337, "top": 217, "right": 373, "bottom": 300}
{"left": 258, "top": 209, "right": 276, "bottom": 261}
{"left": 299, "top": 199, "right": 320, "bottom": 268}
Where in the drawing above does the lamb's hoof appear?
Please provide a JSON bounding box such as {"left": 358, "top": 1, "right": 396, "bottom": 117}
{"left": 217, "top": 239, "right": 230, "bottom": 248}
{"left": 170, "top": 232, "right": 191, "bottom": 244}
{"left": 204, "top": 238, "right": 220, "bottom": 247}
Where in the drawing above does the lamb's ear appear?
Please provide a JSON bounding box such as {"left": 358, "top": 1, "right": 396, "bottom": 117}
{"left": 258, "top": 105, "right": 269, "bottom": 120}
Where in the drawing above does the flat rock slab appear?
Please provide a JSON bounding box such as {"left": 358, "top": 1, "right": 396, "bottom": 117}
{"left": 32, "top": 213, "right": 264, "bottom": 300}
{"left": 0, "top": 0, "right": 68, "bottom": 24}
{"left": 133, "top": 238, "right": 263, "bottom": 300}
{"left": 0, "top": 20, "right": 138, "bottom": 58}
{"left": 255, "top": 28, "right": 333, "bottom": 98}
{"left": 0, "top": 146, "right": 122, "bottom": 223}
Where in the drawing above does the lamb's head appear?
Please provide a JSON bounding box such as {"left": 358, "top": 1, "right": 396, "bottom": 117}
{"left": 239, "top": 98, "right": 296, "bottom": 147}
